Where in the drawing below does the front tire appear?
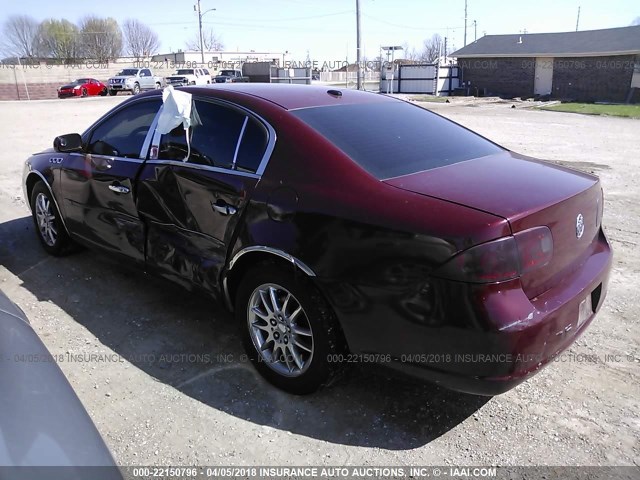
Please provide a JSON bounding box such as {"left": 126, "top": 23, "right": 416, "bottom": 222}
{"left": 81, "top": 88, "right": 88, "bottom": 97}
{"left": 30, "top": 182, "right": 72, "bottom": 256}
{"left": 132, "top": 83, "right": 140, "bottom": 95}
{"left": 108, "top": 90, "right": 117, "bottom": 96}
{"left": 236, "top": 265, "right": 345, "bottom": 394}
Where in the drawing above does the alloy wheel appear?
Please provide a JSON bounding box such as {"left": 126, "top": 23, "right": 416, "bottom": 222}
{"left": 35, "top": 192, "right": 57, "bottom": 247}
{"left": 247, "top": 283, "right": 314, "bottom": 377}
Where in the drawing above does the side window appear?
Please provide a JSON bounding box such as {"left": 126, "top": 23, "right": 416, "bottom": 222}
{"left": 87, "top": 99, "right": 161, "bottom": 158}
{"left": 158, "top": 100, "right": 246, "bottom": 169}
{"left": 236, "top": 118, "right": 269, "bottom": 173}
{"left": 141, "top": 69, "right": 151, "bottom": 77}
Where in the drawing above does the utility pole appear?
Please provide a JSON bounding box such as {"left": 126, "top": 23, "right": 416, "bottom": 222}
{"left": 195, "top": 0, "right": 216, "bottom": 65}
{"left": 464, "top": 0, "right": 468, "bottom": 46}
{"left": 444, "top": 37, "right": 448, "bottom": 58}
{"left": 356, "top": 0, "right": 362, "bottom": 90}
{"left": 474, "top": 20, "right": 477, "bottom": 42}
{"left": 576, "top": 6, "right": 581, "bottom": 31}
{"left": 195, "top": 0, "right": 205, "bottom": 64}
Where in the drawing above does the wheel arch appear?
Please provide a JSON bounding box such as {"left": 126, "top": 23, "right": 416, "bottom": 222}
{"left": 25, "top": 171, "right": 71, "bottom": 235}
{"left": 223, "top": 247, "right": 316, "bottom": 312}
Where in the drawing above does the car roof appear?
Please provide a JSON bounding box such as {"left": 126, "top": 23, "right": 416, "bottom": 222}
{"left": 185, "top": 83, "right": 395, "bottom": 111}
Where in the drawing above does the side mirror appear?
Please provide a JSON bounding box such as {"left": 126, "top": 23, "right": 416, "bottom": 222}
{"left": 54, "top": 133, "right": 83, "bottom": 153}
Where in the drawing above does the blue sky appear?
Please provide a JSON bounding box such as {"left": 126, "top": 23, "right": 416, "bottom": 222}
{"left": 2, "top": 0, "right": 638, "bottom": 61}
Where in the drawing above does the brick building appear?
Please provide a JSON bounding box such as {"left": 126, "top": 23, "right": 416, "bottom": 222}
{"left": 451, "top": 25, "right": 640, "bottom": 102}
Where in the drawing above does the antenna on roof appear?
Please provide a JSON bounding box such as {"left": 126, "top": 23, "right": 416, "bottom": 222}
{"left": 576, "top": 6, "right": 581, "bottom": 31}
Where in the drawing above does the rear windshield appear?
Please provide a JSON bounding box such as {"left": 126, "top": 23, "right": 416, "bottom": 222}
{"left": 176, "top": 69, "right": 195, "bottom": 75}
{"left": 292, "top": 102, "right": 503, "bottom": 179}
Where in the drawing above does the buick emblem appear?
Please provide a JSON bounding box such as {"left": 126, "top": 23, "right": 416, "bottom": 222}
{"left": 576, "top": 214, "right": 585, "bottom": 239}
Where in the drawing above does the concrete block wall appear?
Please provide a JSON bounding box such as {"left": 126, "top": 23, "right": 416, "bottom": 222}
{"left": 0, "top": 63, "right": 175, "bottom": 100}
{"left": 552, "top": 55, "right": 636, "bottom": 102}
{"left": 458, "top": 57, "right": 536, "bottom": 98}
{"left": 458, "top": 54, "right": 637, "bottom": 102}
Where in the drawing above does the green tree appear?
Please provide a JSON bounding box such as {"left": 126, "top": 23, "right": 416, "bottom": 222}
{"left": 38, "top": 19, "right": 80, "bottom": 63}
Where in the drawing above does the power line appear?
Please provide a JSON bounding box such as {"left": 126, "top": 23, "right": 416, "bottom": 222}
{"left": 146, "top": 10, "right": 353, "bottom": 27}
{"left": 362, "top": 14, "right": 464, "bottom": 32}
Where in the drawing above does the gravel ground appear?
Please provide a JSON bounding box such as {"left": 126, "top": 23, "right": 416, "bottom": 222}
{"left": 0, "top": 95, "right": 638, "bottom": 468}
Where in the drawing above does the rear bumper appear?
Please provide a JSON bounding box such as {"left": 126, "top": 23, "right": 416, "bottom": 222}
{"left": 320, "top": 228, "right": 613, "bottom": 395}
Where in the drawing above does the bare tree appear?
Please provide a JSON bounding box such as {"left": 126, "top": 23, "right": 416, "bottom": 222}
{"left": 420, "top": 34, "right": 444, "bottom": 63}
{"left": 79, "top": 16, "right": 123, "bottom": 61}
{"left": 632, "top": 17, "right": 640, "bottom": 26}
{"left": 38, "top": 19, "right": 80, "bottom": 63}
{"left": 401, "top": 42, "right": 419, "bottom": 62}
{"left": 185, "top": 28, "right": 224, "bottom": 51}
{"left": 1, "top": 15, "right": 40, "bottom": 58}
{"left": 123, "top": 19, "right": 159, "bottom": 59}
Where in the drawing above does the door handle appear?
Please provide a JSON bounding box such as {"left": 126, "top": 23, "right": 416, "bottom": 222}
{"left": 109, "top": 183, "right": 130, "bottom": 194}
{"left": 211, "top": 200, "right": 237, "bottom": 215}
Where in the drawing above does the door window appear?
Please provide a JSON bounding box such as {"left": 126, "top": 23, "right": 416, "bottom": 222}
{"left": 235, "top": 118, "right": 268, "bottom": 173}
{"left": 159, "top": 101, "right": 246, "bottom": 168}
{"left": 158, "top": 100, "right": 269, "bottom": 173}
{"left": 87, "top": 99, "right": 161, "bottom": 158}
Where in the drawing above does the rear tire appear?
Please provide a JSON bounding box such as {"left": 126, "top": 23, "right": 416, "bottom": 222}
{"left": 30, "top": 182, "right": 73, "bottom": 256}
{"left": 236, "top": 264, "right": 345, "bottom": 394}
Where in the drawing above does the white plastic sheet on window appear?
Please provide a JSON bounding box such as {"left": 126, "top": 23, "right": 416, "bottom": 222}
{"left": 156, "top": 85, "right": 194, "bottom": 135}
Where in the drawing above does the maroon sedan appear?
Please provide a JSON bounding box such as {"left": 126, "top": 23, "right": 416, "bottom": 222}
{"left": 57, "top": 78, "right": 108, "bottom": 98}
{"left": 23, "top": 84, "right": 611, "bottom": 395}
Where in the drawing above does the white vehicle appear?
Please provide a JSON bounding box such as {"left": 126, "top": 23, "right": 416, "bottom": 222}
{"left": 165, "top": 68, "right": 211, "bottom": 87}
{"left": 107, "top": 68, "right": 164, "bottom": 95}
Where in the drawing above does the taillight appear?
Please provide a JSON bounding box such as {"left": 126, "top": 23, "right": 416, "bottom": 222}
{"left": 433, "top": 226, "right": 553, "bottom": 283}
{"left": 514, "top": 226, "right": 553, "bottom": 274}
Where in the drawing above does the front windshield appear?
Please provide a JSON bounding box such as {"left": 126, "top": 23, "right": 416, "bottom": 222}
{"left": 117, "top": 69, "right": 138, "bottom": 76}
{"left": 73, "top": 78, "right": 90, "bottom": 85}
{"left": 219, "top": 70, "right": 236, "bottom": 76}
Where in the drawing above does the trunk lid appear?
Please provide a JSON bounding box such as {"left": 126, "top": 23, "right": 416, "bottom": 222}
{"left": 384, "top": 152, "right": 601, "bottom": 298}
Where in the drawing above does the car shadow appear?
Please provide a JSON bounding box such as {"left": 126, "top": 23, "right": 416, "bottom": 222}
{"left": 1, "top": 215, "right": 490, "bottom": 450}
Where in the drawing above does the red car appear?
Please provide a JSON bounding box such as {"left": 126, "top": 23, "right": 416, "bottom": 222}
{"left": 23, "top": 85, "right": 612, "bottom": 395}
{"left": 57, "top": 78, "right": 108, "bottom": 98}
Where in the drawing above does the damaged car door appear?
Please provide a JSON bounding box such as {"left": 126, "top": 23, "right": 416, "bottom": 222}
{"left": 60, "top": 97, "right": 162, "bottom": 262}
{"left": 136, "top": 97, "right": 271, "bottom": 294}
